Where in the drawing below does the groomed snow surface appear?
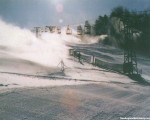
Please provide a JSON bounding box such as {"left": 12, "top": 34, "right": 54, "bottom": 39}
{"left": 0, "top": 19, "right": 150, "bottom": 120}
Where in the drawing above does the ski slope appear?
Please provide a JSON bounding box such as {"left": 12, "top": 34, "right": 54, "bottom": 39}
{"left": 0, "top": 18, "right": 150, "bottom": 90}
{"left": 0, "top": 18, "right": 134, "bottom": 90}
{"left": 0, "top": 18, "right": 150, "bottom": 120}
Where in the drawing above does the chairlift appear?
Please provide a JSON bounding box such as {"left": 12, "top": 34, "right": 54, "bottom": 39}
{"left": 52, "top": 26, "right": 56, "bottom": 33}
{"left": 49, "top": 26, "right": 56, "bottom": 33}
{"left": 45, "top": 27, "right": 49, "bottom": 32}
{"left": 66, "top": 25, "right": 72, "bottom": 35}
{"left": 40, "top": 27, "right": 44, "bottom": 33}
{"left": 57, "top": 27, "right": 61, "bottom": 34}
{"left": 77, "top": 25, "right": 82, "bottom": 35}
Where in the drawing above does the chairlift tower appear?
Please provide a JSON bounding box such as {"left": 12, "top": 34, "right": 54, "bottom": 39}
{"left": 120, "top": 15, "right": 138, "bottom": 75}
{"left": 34, "top": 27, "right": 41, "bottom": 37}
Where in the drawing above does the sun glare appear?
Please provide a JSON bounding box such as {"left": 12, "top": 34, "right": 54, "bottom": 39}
{"left": 56, "top": 3, "right": 64, "bottom": 13}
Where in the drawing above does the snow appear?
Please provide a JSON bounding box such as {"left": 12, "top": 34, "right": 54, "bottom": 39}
{"left": 0, "top": 17, "right": 150, "bottom": 120}
{"left": 0, "top": 73, "right": 87, "bottom": 91}
{"left": 64, "top": 59, "right": 131, "bottom": 83}
{"left": 0, "top": 18, "right": 150, "bottom": 92}
{"left": 0, "top": 19, "right": 68, "bottom": 67}
{"left": 0, "top": 53, "right": 132, "bottom": 91}
{"left": 0, "top": 19, "right": 134, "bottom": 92}
{"left": 71, "top": 43, "right": 150, "bottom": 82}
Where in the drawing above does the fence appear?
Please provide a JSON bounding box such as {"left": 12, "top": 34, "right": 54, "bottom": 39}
{"left": 69, "top": 49, "right": 123, "bottom": 73}
{"left": 94, "top": 58, "right": 123, "bottom": 73}
{"left": 80, "top": 53, "right": 92, "bottom": 63}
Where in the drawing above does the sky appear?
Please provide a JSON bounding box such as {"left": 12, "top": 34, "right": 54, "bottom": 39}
{"left": 0, "top": 0, "right": 149, "bottom": 28}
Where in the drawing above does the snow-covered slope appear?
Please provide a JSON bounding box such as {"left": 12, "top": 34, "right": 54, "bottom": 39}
{"left": 0, "top": 18, "right": 150, "bottom": 91}
{"left": 0, "top": 19, "right": 69, "bottom": 67}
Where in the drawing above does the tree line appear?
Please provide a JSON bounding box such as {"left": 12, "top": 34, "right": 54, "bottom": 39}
{"left": 93, "top": 6, "right": 150, "bottom": 55}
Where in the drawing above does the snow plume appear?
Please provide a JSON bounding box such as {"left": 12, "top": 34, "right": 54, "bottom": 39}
{"left": 0, "top": 19, "right": 68, "bottom": 67}
{"left": 72, "top": 35, "right": 108, "bottom": 44}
